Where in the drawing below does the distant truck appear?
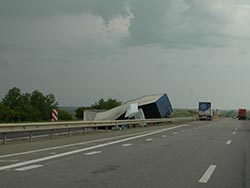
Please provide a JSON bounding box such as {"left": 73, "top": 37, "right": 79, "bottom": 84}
{"left": 198, "top": 102, "right": 213, "bottom": 121}
{"left": 238, "top": 108, "right": 246, "bottom": 120}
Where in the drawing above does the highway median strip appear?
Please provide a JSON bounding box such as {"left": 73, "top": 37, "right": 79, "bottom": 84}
{"left": 0, "top": 129, "right": 165, "bottom": 159}
{"left": 0, "top": 124, "right": 189, "bottom": 171}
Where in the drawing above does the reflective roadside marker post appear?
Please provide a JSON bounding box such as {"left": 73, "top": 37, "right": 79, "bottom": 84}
{"left": 52, "top": 109, "right": 58, "bottom": 122}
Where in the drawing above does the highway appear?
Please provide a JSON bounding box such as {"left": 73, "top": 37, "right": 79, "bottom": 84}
{"left": 0, "top": 118, "right": 249, "bottom": 188}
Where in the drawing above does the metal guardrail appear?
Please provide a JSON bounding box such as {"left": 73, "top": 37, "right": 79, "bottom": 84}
{"left": 0, "top": 117, "right": 194, "bottom": 144}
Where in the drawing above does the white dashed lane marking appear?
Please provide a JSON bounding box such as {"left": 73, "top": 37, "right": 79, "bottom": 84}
{"left": 15, "top": 165, "right": 43, "bottom": 171}
{"left": 84, "top": 151, "right": 102, "bottom": 156}
{"left": 199, "top": 165, "right": 216, "bottom": 183}
{"left": 226, "top": 140, "right": 232, "bottom": 145}
{"left": 233, "top": 132, "right": 236, "bottom": 135}
{"left": 122, "top": 144, "right": 132, "bottom": 147}
{"left": 146, "top": 138, "right": 153, "bottom": 141}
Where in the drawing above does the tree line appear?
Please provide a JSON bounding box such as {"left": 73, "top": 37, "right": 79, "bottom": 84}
{"left": 0, "top": 87, "right": 73, "bottom": 123}
{"left": 0, "top": 87, "right": 122, "bottom": 123}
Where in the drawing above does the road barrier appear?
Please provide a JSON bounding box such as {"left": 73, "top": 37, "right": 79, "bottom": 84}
{"left": 0, "top": 117, "right": 194, "bottom": 144}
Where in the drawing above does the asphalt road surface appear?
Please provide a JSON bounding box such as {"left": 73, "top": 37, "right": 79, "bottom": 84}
{"left": 0, "top": 118, "right": 249, "bottom": 188}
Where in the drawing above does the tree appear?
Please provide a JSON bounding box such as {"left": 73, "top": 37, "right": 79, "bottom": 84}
{"left": 75, "top": 107, "right": 85, "bottom": 120}
{"left": 2, "top": 87, "right": 22, "bottom": 109}
{"left": 1, "top": 87, "right": 25, "bottom": 121}
{"left": 0, "top": 87, "right": 59, "bottom": 122}
{"left": 58, "top": 109, "right": 73, "bottom": 121}
{"left": 0, "top": 103, "right": 16, "bottom": 123}
{"left": 91, "top": 98, "right": 122, "bottom": 110}
{"left": 31, "top": 90, "right": 58, "bottom": 121}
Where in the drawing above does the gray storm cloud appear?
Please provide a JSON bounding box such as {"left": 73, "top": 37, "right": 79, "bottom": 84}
{"left": 1, "top": 0, "right": 248, "bottom": 49}
{"left": 126, "top": 0, "right": 243, "bottom": 47}
{"left": 1, "top": 0, "right": 250, "bottom": 109}
{"left": 0, "top": 0, "right": 126, "bottom": 20}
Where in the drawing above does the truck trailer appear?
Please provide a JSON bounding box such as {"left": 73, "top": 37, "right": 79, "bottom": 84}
{"left": 198, "top": 102, "right": 213, "bottom": 121}
{"left": 238, "top": 108, "right": 246, "bottom": 120}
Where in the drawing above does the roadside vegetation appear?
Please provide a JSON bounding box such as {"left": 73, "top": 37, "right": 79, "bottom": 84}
{"left": 171, "top": 109, "right": 198, "bottom": 118}
{"left": 0, "top": 87, "right": 122, "bottom": 123}
{"left": 0, "top": 87, "right": 73, "bottom": 123}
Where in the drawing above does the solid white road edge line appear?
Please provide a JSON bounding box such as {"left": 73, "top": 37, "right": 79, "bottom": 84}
{"left": 0, "top": 124, "right": 189, "bottom": 171}
{"left": 226, "top": 140, "right": 232, "bottom": 145}
{"left": 199, "top": 165, "right": 216, "bottom": 183}
{"left": 15, "top": 165, "right": 43, "bottom": 171}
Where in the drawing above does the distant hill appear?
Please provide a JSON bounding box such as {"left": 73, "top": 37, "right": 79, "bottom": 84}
{"left": 59, "top": 106, "right": 79, "bottom": 114}
{"left": 171, "top": 109, "right": 197, "bottom": 118}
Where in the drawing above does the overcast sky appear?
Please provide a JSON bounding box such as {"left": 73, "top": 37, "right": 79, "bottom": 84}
{"left": 1, "top": 0, "right": 250, "bottom": 109}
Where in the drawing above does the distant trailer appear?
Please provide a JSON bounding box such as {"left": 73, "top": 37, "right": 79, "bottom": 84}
{"left": 198, "top": 102, "right": 212, "bottom": 121}
{"left": 238, "top": 108, "right": 246, "bottom": 120}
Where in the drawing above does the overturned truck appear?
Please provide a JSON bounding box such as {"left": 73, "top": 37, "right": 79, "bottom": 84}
{"left": 84, "top": 93, "right": 173, "bottom": 121}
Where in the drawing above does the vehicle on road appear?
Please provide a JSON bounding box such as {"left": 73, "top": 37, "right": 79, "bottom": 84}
{"left": 198, "top": 102, "right": 213, "bottom": 121}
{"left": 238, "top": 108, "right": 247, "bottom": 120}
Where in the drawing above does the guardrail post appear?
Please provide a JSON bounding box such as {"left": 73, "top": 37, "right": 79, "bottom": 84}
{"left": 83, "top": 127, "right": 85, "bottom": 135}
{"left": 68, "top": 128, "right": 71, "bottom": 137}
{"left": 51, "top": 130, "right": 55, "bottom": 139}
{"left": 3, "top": 133, "right": 7, "bottom": 144}
{"left": 106, "top": 126, "right": 108, "bottom": 132}
{"left": 29, "top": 131, "right": 33, "bottom": 142}
{"left": 95, "top": 127, "right": 97, "bottom": 134}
